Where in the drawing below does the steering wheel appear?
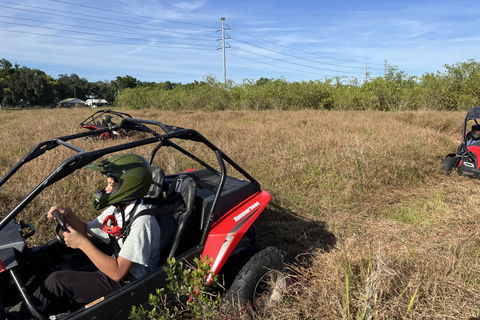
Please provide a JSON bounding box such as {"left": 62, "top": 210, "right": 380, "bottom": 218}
{"left": 53, "top": 210, "right": 70, "bottom": 244}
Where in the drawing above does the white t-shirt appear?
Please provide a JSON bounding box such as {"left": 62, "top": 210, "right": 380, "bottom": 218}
{"left": 87, "top": 200, "right": 161, "bottom": 279}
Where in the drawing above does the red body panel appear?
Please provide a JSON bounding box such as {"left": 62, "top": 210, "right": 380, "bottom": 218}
{"left": 82, "top": 125, "right": 100, "bottom": 130}
{"left": 201, "top": 190, "right": 271, "bottom": 275}
{"left": 469, "top": 145, "right": 480, "bottom": 168}
{"left": 81, "top": 125, "right": 111, "bottom": 139}
{"left": 459, "top": 145, "right": 480, "bottom": 168}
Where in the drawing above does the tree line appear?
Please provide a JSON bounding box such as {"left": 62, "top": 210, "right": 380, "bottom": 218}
{"left": 0, "top": 58, "right": 181, "bottom": 107}
{"left": 116, "top": 60, "right": 480, "bottom": 111}
{"left": 2, "top": 57, "right": 480, "bottom": 111}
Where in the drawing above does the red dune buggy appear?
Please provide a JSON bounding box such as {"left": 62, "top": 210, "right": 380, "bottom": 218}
{"left": 78, "top": 109, "right": 140, "bottom": 139}
{"left": 0, "top": 117, "right": 287, "bottom": 319}
{"left": 442, "top": 106, "right": 480, "bottom": 178}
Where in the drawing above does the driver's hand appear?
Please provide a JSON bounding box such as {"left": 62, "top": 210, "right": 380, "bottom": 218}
{"left": 63, "top": 224, "right": 88, "bottom": 249}
{"left": 47, "top": 206, "right": 73, "bottom": 220}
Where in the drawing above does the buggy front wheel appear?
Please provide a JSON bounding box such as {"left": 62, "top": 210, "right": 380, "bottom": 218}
{"left": 223, "top": 246, "right": 287, "bottom": 314}
{"left": 442, "top": 154, "right": 458, "bottom": 175}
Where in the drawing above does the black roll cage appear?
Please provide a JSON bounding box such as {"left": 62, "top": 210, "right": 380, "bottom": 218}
{"left": 78, "top": 109, "right": 133, "bottom": 127}
{"left": 0, "top": 117, "right": 259, "bottom": 246}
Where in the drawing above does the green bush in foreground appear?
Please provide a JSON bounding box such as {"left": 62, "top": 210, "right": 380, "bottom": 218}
{"left": 130, "top": 257, "right": 220, "bottom": 320}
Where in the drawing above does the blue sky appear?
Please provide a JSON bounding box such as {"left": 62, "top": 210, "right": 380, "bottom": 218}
{"left": 0, "top": 0, "right": 478, "bottom": 84}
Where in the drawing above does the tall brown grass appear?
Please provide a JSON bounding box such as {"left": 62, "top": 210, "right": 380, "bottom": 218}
{"left": 1, "top": 108, "right": 479, "bottom": 319}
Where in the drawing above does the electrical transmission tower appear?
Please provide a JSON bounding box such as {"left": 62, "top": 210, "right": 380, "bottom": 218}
{"left": 217, "top": 17, "right": 231, "bottom": 85}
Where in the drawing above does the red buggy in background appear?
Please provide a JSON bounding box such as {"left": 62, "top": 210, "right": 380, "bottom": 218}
{"left": 442, "top": 106, "right": 480, "bottom": 178}
{"left": 78, "top": 109, "right": 136, "bottom": 139}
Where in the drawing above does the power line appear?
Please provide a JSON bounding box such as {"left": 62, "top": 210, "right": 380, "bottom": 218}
{"left": 0, "top": 4, "right": 215, "bottom": 39}
{"left": 232, "top": 37, "right": 365, "bottom": 71}
{"left": 368, "top": 67, "right": 384, "bottom": 77}
{"left": 0, "top": 28, "right": 214, "bottom": 50}
{"left": 230, "top": 27, "right": 373, "bottom": 66}
{"left": 0, "top": 1, "right": 216, "bottom": 34}
{"left": 230, "top": 45, "right": 362, "bottom": 75}
{"left": 0, "top": 14, "right": 216, "bottom": 45}
{"left": 0, "top": 20, "right": 215, "bottom": 47}
{"left": 46, "top": 0, "right": 217, "bottom": 29}
{"left": 228, "top": 52, "right": 341, "bottom": 78}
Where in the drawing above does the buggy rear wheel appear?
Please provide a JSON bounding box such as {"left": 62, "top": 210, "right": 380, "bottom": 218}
{"left": 442, "top": 154, "right": 458, "bottom": 175}
{"left": 223, "top": 246, "right": 287, "bottom": 314}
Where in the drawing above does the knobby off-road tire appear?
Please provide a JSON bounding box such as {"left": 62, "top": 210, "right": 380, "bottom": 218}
{"left": 441, "top": 154, "right": 457, "bottom": 175}
{"left": 223, "top": 246, "right": 287, "bottom": 314}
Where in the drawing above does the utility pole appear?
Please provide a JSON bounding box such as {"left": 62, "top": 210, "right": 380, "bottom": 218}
{"left": 222, "top": 17, "right": 227, "bottom": 84}
{"left": 365, "top": 63, "right": 368, "bottom": 82}
{"left": 221, "top": 18, "right": 226, "bottom": 85}
{"left": 384, "top": 59, "right": 387, "bottom": 79}
{"left": 217, "top": 17, "right": 230, "bottom": 85}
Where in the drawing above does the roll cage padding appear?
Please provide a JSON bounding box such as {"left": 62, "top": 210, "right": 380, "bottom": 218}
{"left": 165, "top": 175, "right": 197, "bottom": 259}
{"left": 145, "top": 165, "right": 165, "bottom": 199}
{"left": 134, "top": 175, "right": 197, "bottom": 262}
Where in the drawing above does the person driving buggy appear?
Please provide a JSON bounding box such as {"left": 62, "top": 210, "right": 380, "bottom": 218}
{"left": 466, "top": 124, "right": 480, "bottom": 146}
{"left": 10, "top": 154, "right": 161, "bottom": 316}
{"left": 101, "top": 114, "right": 120, "bottom": 136}
{"left": 101, "top": 114, "right": 116, "bottom": 127}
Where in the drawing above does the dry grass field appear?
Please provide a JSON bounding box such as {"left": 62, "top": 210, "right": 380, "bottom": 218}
{"left": 1, "top": 108, "right": 480, "bottom": 319}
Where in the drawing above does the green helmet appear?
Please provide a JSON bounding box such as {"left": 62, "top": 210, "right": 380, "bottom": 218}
{"left": 101, "top": 114, "right": 113, "bottom": 123}
{"left": 472, "top": 131, "right": 480, "bottom": 140}
{"left": 85, "top": 154, "right": 152, "bottom": 210}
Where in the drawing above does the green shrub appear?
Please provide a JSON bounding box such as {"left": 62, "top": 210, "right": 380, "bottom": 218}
{"left": 114, "top": 59, "right": 480, "bottom": 111}
{"left": 130, "top": 257, "right": 220, "bottom": 320}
